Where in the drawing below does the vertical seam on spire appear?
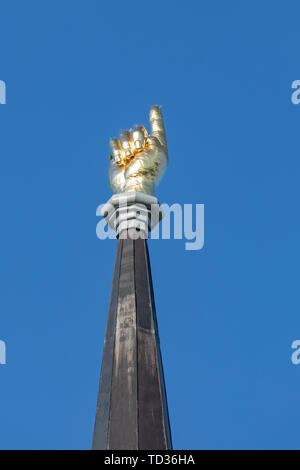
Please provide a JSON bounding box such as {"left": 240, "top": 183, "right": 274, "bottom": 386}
{"left": 134, "top": 239, "right": 140, "bottom": 450}
{"left": 145, "top": 241, "right": 173, "bottom": 450}
{"left": 106, "top": 239, "right": 123, "bottom": 449}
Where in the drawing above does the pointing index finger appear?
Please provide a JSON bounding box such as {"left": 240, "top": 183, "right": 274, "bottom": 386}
{"left": 149, "top": 105, "right": 167, "bottom": 153}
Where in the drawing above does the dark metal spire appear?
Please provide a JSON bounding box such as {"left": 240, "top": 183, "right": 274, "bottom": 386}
{"left": 92, "top": 236, "right": 172, "bottom": 450}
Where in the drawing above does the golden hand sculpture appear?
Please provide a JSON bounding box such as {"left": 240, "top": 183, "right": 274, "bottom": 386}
{"left": 109, "top": 106, "right": 168, "bottom": 195}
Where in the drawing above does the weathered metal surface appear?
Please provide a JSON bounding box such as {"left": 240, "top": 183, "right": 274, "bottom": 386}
{"left": 92, "top": 237, "right": 172, "bottom": 450}
{"left": 135, "top": 239, "right": 169, "bottom": 449}
{"left": 108, "top": 239, "right": 138, "bottom": 449}
{"left": 145, "top": 242, "right": 173, "bottom": 450}
{"left": 92, "top": 239, "right": 122, "bottom": 449}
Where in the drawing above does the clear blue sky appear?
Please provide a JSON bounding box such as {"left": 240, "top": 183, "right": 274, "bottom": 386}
{"left": 0, "top": 0, "right": 300, "bottom": 450}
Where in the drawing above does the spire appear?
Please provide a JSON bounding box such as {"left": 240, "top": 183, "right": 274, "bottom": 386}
{"left": 92, "top": 236, "right": 172, "bottom": 450}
